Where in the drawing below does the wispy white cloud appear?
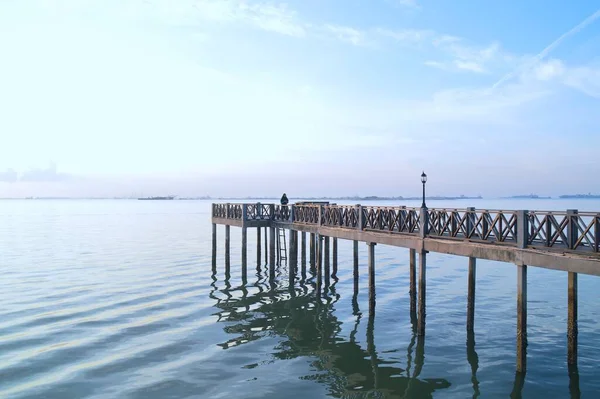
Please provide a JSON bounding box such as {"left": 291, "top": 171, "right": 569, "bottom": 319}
{"left": 563, "top": 64, "right": 600, "bottom": 98}
{"left": 424, "top": 60, "right": 447, "bottom": 69}
{"left": 375, "top": 27, "right": 433, "bottom": 43}
{"left": 454, "top": 60, "right": 486, "bottom": 73}
{"left": 192, "top": 0, "right": 307, "bottom": 37}
{"left": 385, "top": 0, "right": 420, "bottom": 9}
{"left": 426, "top": 39, "right": 511, "bottom": 74}
{"left": 323, "top": 24, "right": 369, "bottom": 46}
{"left": 491, "top": 8, "right": 600, "bottom": 89}
{"left": 532, "top": 59, "right": 566, "bottom": 81}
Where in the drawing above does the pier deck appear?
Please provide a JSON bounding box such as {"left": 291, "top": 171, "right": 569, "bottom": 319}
{"left": 211, "top": 201, "right": 600, "bottom": 373}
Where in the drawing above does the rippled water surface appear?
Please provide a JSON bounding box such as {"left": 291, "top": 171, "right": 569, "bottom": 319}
{"left": 1, "top": 199, "right": 600, "bottom": 398}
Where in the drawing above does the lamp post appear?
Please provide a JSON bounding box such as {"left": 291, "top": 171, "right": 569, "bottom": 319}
{"left": 421, "top": 171, "right": 427, "bottom": 208}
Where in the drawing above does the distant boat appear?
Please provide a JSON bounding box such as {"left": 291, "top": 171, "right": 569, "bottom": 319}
{"left": 505, "top": 194, "right": 552, "bottom": 199}
{"left": 138, "top": 196, "right": 176, "bottom": 200}
{"left": 559, "top": 194, "right": 600, "bottom": 199}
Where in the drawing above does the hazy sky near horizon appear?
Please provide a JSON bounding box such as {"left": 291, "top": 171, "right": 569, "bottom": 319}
{"left": 1, "top": 0, "right": 600, "bottom": 197}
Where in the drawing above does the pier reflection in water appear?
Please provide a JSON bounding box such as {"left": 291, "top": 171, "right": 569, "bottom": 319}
{"left": 208, "top": 244, "right": 587, "bottom": 399}
{"left": 209, "top": 259, "right": 452, "bottom": 398}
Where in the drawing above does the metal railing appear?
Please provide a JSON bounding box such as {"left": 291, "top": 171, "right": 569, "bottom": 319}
{"left": 427, "top": 208, "right": 517, "bottom": 243}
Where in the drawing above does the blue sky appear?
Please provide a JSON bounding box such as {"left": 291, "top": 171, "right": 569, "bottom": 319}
{"left": 1, "top": 0, "right": 599, "bottom": 197}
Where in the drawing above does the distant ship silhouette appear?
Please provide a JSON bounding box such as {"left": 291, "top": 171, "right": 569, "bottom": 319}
{"left": 138, "top": 196, "right": 176, "bottom": 200}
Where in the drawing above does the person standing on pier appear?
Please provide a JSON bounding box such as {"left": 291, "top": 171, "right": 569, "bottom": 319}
{"left": 280, "top": 193, "right": 289, "bottom": 219}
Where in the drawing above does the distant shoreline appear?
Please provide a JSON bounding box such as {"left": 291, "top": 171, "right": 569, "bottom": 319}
{"left": 1, "top": 194, "right": 600, "bottom": 200}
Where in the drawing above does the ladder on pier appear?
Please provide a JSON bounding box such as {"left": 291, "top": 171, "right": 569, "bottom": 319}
{"left": 277, "top": 228, "right": 287, "bottom": 264}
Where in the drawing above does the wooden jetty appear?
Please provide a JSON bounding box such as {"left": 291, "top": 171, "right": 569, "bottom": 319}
{"left": 211, "top": 202, "right": 600, "bottom": 373}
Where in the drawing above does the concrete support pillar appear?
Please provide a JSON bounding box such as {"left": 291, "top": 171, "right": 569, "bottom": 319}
{"left": 517, "top": 264, "right": 527, "bottom": 373}
{"left": 256, "top": 227, "right": 261, "bottom": 267}
{"left": 225, "top": 225, "right": 231, "bottom": 274}
{"left": 417, "top": 250, "right": 426, "bottom": 336}
{"left": 269, "top": 226, "right": 276, "bottom": 279}
{"left": 211, "top": 223, "right": 217, "bottom": 271}
{"left": 332, "top": 238, "right": 338, "bottom": 277}
{"left": 568, "top": 272, "right": 578, "bottom": 365}
{"left": 467, "top": 257, "right": 476, "bottom": 332}
{"left": 368, "top": 243, "right": 376, "bottom": 314}
{"left": 353, "top": 240, "right": 359, "bottom": 296}
{"left": 409, "top": 248, "right": 416, "bottom": 315}
{"left": 241, "top": 227, "right": 247, "bottom": 282}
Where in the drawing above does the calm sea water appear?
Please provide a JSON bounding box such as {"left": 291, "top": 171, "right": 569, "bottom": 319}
{"left": 1, "top": 199, "right": 600, "bottom": 398}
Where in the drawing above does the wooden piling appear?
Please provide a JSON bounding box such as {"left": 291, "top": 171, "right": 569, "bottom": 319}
{"left": 368, "top": 243, "right": 376, "bottom": 313}
{"left": 409, "top": 248, "right": 416, "bottom": 315}
{"left": 225, "top": 225, "right": 231, "bottom": 273}
{"left": 353, "top": 240, "right": 359, "bottom": 296}
{"left": 292, "top": 230, "right": 298, "bottom": 267}
{"left": 269, "top": 226, "right": 276, "bottom": 279}
{"left": 211, "top": 223, "right": 217, "bottom": 270}
{"left": 276, "top": 228, "right": 280, "bottom": 265}
{"left": 241, "top": 227, "right": 247, "bottom": 281}
{"left": 332, "top": 238, "right": 338, "bottom": 277}
{"left": 417, "top": 250, "right": 426, "bottom": 336}
{"left": 467, "top": 257, "right": 476, "bottom": 332}
{"left": 264, "top": 227, "right": 267, "bottom": 264}
{"left": 324, "top": 236, "right": 330, "bottom": 279}
{"left": 241, "top": 227, "right": 247, "bottom": 264}
{"left": 517, "top": 263, "right": 527, "bottom": 372}
{"left": 316, "top": 234, "right": 322, "bottom": 295}
{"left": 294, "top": 230, "right": 299, "bottom": 266}
{"left": 301, "top": 232, "right": 306, "bottom": 270}
{"left": 256, "top": 227, "right": 261, "bottom": 267}
{"left": 289, "top": 231, "right": 296, "bottom": 286}
{"left": 317, "top": 235, "right": 323, "bottom": 273}
{"left": 310, "top": 233, "right": 316, "bottom": 268}
{"left": 568, "top": 271, "right": 578, "bottom": 365}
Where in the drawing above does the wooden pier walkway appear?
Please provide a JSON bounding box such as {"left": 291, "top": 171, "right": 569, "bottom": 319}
{"left": 211, "top": 202, "right": 600, "bottom": 373}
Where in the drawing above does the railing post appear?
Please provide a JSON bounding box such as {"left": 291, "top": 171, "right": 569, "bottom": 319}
{"left": 567, "top": 209, "right": 579, "bottom": 250}
{"left": 595, "top": 215, "right": 600, "bottom": 252}
{"left": 269, "top": 204, "right": 275, "bottom": 221}
{"left": 452, "top": 210, "right": 459, "bottom": 237}
{"left": 517, "top": 210, "right": 529, "bottom": 249}
{"left": 357, "top": 204, "right": 363, "bottom": 231}
{"left": 226, "top": 203, "right": 230, "bottom": 219}
{"left": 482, "top": 211, "right": 489, "bottom": 239}
{"left": 318, "top": 205, "right": 324, "bottom": 226}
{"left": 419, "top": 207, "right": 428, "bottom": 238}
{"left": 242, "top": 204, "right": 248, "bottom": 222}
{"left": 290, "top": 205, "right": 295, "bottom": 222}
{"left": 257, "top": 202, "right": 262, "bottom": 219}
{"left": 466, "top": 207, "right": 475, "bottom": 238}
